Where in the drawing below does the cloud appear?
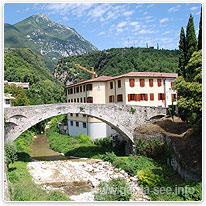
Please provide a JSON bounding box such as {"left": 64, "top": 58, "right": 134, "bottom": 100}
{"left": 190, "top": 6, "right": 199, "bottom": 11}
{"left": 62, "top": 16, "right": 69, "bottom": 21}
{"left": 122, "top": 10, "right": 134, "bottom": 16}
{"left": 139, "top": 29, "right": 154, "bottom": 34}
{"left": 25, "top": 8, "right": 30, "bottom": 12}
{"left": 98, "top": 31, "right": 105, "bottom": 35}
{"left": 160, "top": 18, "right": 169, "bottom": 24}
{"left": 168, "top": 5, "right": 180, "bottom": 13}
{"left": 143, "top": 11, "right": 148, "bottom": 15}
{"left": 117, "top": 21, "right": 127, "bottom": 28}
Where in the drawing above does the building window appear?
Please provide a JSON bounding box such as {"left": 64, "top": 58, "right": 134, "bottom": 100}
{"left": 76, "top": 113, "right": 79, "bottom": 117}
{"left": 83, "top": 114, "right": 86, "bottom": 118}
{"left": 68, "top": 99, "right": 70, "bottom": 103}
{"left": 109, "top": 95, "right": 114, "bottom": 103}
{"left": 70, "top": 88, "right": 73, "bottom": 94}
{"left": 71, "top": 99, "right": 73, "bottom": 103}
{"left": 70, "top": 113, "right": 73, "bottom": 117}
{"left": 80, "top": 86, "right": 82, "bottom": 92}
{"left": 77, "top": 98, "right": 79, "bottom": 103}
{"left": 128, "top": 94, "right": 135, "bottom": 101}
{"left": 76, "top": 121, "right": 79, "bottom": 127}
{"left": 140, "top": 79, "right": 145, "bottom": 87}
{"left": 74, "top": 98, "right": 76, "bottom": 103}
{"left": 150, "top": 93, "right": 154, "bottom": 101}
{"left": 86, "top": 84, "right": 92, "bottom": 91}
{"left": 117, "top": 94, "right": 123, "bottom": 102}
{"left": 70, "top": 121, "right": 73, "bottom": 126}
{"left": 76, "top": 87, "right": 79, "bottom": 93}
{"left": 158, "top": 93, "right": 165, "bottom": 100}
{"left": 140, "top": 94, "right": 148, "bottom": 101}
{"left": 74, "top": 88, "right": 75, "bottom": 94}
{"left": 110, "top": 82, "right": 113, "bottom": 89}
{"left": 118, "top": 80, "right": 121, "bottom": 88}
{"left": 129, "top": 79, "right": 135, "bottom": 87}
{"left": 149, "top": 79, "right": 153, "bottom": 87}
{"left": 83, "top": 85, "right": 86, "bottom": 92}
{"left": 6, "top": 100, "right": 10, "bottom": 105}
{"left": 87, "top": 97, "right": 93, "bottom": 103}
{"left": 171, "top": 94, "right": 177, "bottom": 102}
{"left": 80, "top": 98, "right": 82, "bottom": 103}
{"left": 157, "top": 79, "right": 162, "bottom": 87}
{"left": 83, "top": 122, "right": 87, "bottom": 128}
{"left": 171, "top": 82, "right": 174, "bottom": 87}
{"left": 84, "top": 97, "right": 86, "bottom": 103}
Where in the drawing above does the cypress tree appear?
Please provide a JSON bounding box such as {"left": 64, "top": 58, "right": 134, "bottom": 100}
{"left": 198, "top": 7, "right": 202, "bottom": 50}
{"left": 178, "top": 27, "right": 186, "bottom": 77}
{"left": 185, "top": 14, "right": 197, "bottom": 65}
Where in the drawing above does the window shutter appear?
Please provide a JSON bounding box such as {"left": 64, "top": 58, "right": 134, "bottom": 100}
{"left": 128, "top": 94, "right": 131, "bottom": 102}
{"left": 138, "top": 94, "right": 141, "bottom": 101}
{"left": 158, "top": 79, "right": 162, "bottom": 87}
{"left": 135, "top": 94, "right": 138, "bottom": 101}
{"left": 150, "top": 93, "right": 154, "bottom": 100}
{"left": 140, "top": 79, "right": 145, "bottom": 87}
{"left": 112, "top": 95, "right": 114, "bottom": 102}
{"left": 91, "top": 97, "right": 93, "bottom": 103}
{"left": 129, "top": 79, "right": 135, "bottom": 87}
{"left": 162, "top": 93, "right": 165, "bottom": 100}
{"left": 171, "top": 94, "right": 173, "bottom": 102}
{"left": 149, "top": 79, "right": 153, "bottom": 87}
{"left": 145, "top": 94, "right": 148, "bottom": 101}
{"left": 158, "top": 93, "right": 160, "bottom": 100}
{"left": 171, "top": 82, "right": 174, "bottom": 87}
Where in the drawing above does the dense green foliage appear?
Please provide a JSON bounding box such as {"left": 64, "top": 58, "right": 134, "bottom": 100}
{"left": 185, "top": 14, "right": 198, "bottom": 65}
{"left": 134, "top": 136, "right": 165, "bottom": 158}
{"left": 94, "top": 178, "right": 132, "bottom": 201}
{"left": 178, "top": 27, "right": 186, "bottom": 77}
{"left": 55, "top": 47, "right": 178, "bottom": 84}
{"left": 174, "top": 50, "right": 202, "bottom": 125}
{"left": 4, "top": 48, "right": 66, "bottom": 105}
{"left": 4, "top": 14, "right": 97, "bottom": 71}
{"left": 4, "top": 142, "right": 18, "bottom": 168}
{"left": 4, "top": 84, "right": 29, "bottom": 106}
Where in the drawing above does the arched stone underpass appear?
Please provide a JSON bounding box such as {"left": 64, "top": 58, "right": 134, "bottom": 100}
{"left": 4, "top": 103, "right": 167, "bottom": 154}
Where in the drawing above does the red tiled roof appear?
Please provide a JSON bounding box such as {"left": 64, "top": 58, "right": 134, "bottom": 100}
{"left": 112, "top": 72, "right": 178, "bottom": 79}
{"left": 65, "top": 72, "right": 178, "bottom": 88}
{"left": 65, "top": 76, "right": 112, "bottom": 88}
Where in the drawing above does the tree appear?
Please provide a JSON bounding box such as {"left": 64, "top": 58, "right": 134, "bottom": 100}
{"left": 178, "top": 27, "right": 186, "bottom": 77}
{"left": 185, "top": 14, "right": 197, "bottom": 65}
{"left": 4, "top": 141, "right": 18, "bottom": 168}
{"left": 174, "top": 50, "right": 202, "bottom": 124}
{"left": 4, "top": 84, "right": 29, "bottom": 106}
{"left": 198, "top": 7, "right": 202, "bottom": 50}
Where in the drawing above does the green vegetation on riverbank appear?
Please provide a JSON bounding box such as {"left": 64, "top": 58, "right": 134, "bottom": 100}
{"left": 46, "top": 116, "right": 202, "bottom": 201}
{"left": 6, "top": 128, "right": 71, "bottom": 201}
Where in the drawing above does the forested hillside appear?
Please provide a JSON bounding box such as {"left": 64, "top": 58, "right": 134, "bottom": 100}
{"left": 4, "top": 48, "right": 66, "bottom": 105}
{"left": 54, "top": 47, "right": 179, "bottom": 85}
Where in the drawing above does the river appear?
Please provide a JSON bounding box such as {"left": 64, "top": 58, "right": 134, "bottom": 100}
{"left": 28, "top": 134, "right": 149, "bottom": 201}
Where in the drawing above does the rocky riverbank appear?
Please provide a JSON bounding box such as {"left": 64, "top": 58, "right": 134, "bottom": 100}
{"left": 27, "top": 158, "right": 150, "bottom": 201}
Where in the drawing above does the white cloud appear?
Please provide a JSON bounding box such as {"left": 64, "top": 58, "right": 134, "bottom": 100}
{"left": 143, "top": 11, "right": 148, "bottom": 15}
{"left": 122, "top": 10, "right": 134, "bottom": 16}
{"left": 98, "top": 31, "right": 105, "bottom": 36}
{"left": 160, "top": 18, "right": 169, "bottom": 24}
{"left": 190, "top": 6, "right": 199, "bottom": 11}
{"left": 139, "top": 29, "right": 154, "bottom": 34}
{"left": 62, "top": 16, "right": 69, "bottom": 21}
{"left": 118, "top": 21, "right": 127, "bottom": 28}
{"left": 25, "top": 8, "right": 30, "bottom": 12}
{"left": 168, "top": 6, "right": 180, "bottom": 13}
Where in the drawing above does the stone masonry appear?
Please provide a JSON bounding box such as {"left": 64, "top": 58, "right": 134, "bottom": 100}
{"left": 4, "top": 103, "right": 166, "bottom": 145}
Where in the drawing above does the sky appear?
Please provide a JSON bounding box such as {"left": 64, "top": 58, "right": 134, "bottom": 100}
{"left": 4, "top": 2, "right": 201, "bottom": 50}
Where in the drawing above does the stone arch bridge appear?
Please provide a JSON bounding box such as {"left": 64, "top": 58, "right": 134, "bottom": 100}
{"left": 4, "top": 103, "right": 166, "bottom": 152}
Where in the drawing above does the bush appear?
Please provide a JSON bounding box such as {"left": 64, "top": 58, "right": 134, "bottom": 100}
{"left": 4, "top": 141, "right": 18, "bottom": 168}
{"left": 134, "top": 136, "right": 165, "bottom": 158}
{"left": 137, "top": 168, "right": 166, "bottom": 189}
{"left": 78, "top": 134, "right": 92, "bottom": 144}
{"left": 99, "top": 152, "right": 117, "bottom": 164}
{"left": 94, "top": 178, "right": 132, "bottom": 201}
{"left": 179, "top": 181, "right": 202, "bottom": 201}
{"left": 113, "top": 156, "right": 157, "bottom": 176}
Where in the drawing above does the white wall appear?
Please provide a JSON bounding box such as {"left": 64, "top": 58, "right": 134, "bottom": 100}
{"left": 67, "top": 120, "right": 117, "bottom": 140}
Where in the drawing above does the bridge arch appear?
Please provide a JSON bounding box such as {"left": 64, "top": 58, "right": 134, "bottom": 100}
{"left": 4, "top": 103, "right": 167, "bottom": 145}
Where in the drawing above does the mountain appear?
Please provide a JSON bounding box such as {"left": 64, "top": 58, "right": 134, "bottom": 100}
{"left": 4, "top": 48, "right": 66, "bottom": 105}
{"left": 4, "top": 13, "right": 98, "bottom": 71}
{"left": 53, "top": 47, "right": 179, "bottom": 85}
